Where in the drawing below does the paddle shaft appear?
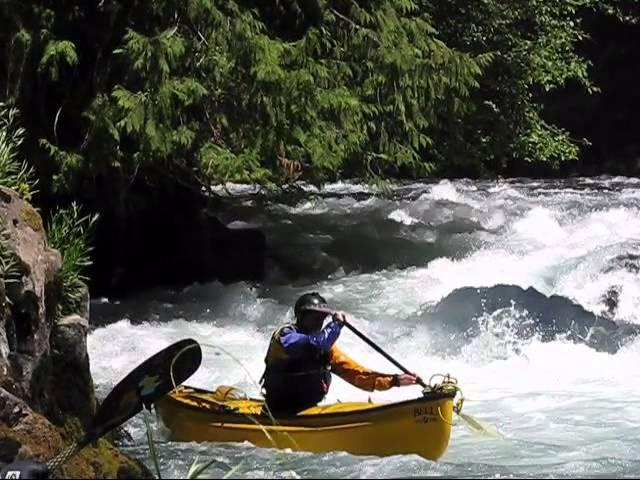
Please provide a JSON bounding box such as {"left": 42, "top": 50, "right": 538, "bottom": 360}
{"left": 342, "top": 319, "right": 428, "bottom": 389}
{"left": 46, "top": 442, "right": 82, "bottom": 473}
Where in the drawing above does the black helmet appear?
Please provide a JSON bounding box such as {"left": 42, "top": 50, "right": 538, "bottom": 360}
{"left": 294, "top": 292, "right": 331, "bottom": 322}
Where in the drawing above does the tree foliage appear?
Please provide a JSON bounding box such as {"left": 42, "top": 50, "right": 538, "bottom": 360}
{"left": 0, "top": 1, "right": 638, "bottom": 289}
{"left": 0, "top": 0, "right": 485, "bottom": 198}
{"left": 1, "top": 1, "right": 636, "bottom": 191}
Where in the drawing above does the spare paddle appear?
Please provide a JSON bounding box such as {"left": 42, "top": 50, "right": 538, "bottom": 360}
{"left": 46, "top": 338, "right": 202, "bottom": 474}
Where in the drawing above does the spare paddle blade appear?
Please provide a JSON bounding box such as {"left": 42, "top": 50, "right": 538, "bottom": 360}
{"left": 87, "top": 338, "right": 202, "bottom": 443}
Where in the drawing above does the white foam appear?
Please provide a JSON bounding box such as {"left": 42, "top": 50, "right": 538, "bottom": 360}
{"left": 210, "top": 183, "right": 263, "bottom": 196}
{"left": 511, "top": 207, "right": 567, "bottom": 246}
{"left": 387, "top": 209, "right": 419, "bottom": 225}
{"left": 321, "top": 181, "right": 376, "bottom": 194}
{"left": 429, "top": 180, "right": 460, "bottom": 202}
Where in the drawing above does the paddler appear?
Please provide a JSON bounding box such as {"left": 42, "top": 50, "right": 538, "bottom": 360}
{"left": 260, "top": 292, "right": 420, "bottom": 415}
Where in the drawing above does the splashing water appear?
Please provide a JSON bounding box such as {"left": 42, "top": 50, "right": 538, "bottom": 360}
{"left": 88, "top": 177, "right": 640, "bottom": 478}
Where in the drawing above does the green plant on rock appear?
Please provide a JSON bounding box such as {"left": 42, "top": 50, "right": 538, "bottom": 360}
{"left": 0, "top": 220, "right": 20, "bottom": 288}
{"left": 0, "top": 102, "right": 33, "bottom": 291}
{"left": 46, "top": 203, "right": 98, "bottom": 319}
{"left": 0, "top": 102, "right": 36, "bottom": 199}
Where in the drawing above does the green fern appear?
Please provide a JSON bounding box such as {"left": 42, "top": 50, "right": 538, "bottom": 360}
{"left": 0, "top": 221, "right": 20, "bottom": 288}
{"left": 46, "top": 203, "right": 98, "bottom": 320}
{"left": 38, "top": 40, "right": 79, "bottom": 81}
{"left": 0, "top": 102, "right": 37, "bottom": 200}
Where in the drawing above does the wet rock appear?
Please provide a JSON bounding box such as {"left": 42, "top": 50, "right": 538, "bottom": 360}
{"left": 1, "top": 186, "right": 150, "bottom": 478}
{"left": 420, "top": 284, "right": 640, "bottom": 354}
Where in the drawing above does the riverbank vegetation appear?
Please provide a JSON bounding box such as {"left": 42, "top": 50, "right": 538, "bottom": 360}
{"left": 1, "top": 0, "right": 638, "bottom": 292}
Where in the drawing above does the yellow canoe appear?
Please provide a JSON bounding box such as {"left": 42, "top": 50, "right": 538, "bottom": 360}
{"left": 154, "top": 384, "right": 457, "bottom": 461}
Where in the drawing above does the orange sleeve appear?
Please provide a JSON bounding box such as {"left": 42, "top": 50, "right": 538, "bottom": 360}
{"left": 329, "top": 345, "right": 396, "bottom": 392}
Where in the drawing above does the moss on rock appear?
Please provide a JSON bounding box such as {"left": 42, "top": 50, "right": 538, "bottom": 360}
{"left": 20, "top": 203, "right": 44, "bottom": 234}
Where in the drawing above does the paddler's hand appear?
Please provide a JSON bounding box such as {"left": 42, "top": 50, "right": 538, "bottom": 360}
{"left": 395, "top": 373, "right": 421, "bottom": 387}
{"left": 332, "top": 311, "right": 347, "bottom": 324}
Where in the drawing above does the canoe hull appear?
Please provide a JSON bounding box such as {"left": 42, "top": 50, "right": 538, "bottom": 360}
{"left": 155, "top": 386, "right": 455, "bottom": 461}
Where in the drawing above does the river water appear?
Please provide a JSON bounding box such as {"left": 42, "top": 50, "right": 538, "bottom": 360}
{"left": 87, "top": 177, "right": 640, "bottom": 478}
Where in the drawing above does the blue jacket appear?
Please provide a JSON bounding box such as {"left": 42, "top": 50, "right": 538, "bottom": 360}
{"left": 279, "top": 319, "right": 343, "bottom": 355}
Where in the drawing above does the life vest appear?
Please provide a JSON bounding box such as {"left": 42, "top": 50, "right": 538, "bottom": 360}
{"left": 260, "top": 324, "right": 332, "bottom": 412}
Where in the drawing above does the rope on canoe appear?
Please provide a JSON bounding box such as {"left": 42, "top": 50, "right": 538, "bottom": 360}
{"left": 425, "top": 374, "right": 502, "bottom": 437}
{"left": 422, "top": 373, "right": 465, "bottom": 417}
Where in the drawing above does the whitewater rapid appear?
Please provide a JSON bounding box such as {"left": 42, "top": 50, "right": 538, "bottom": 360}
{"left": 88, "top": 177, "right": 640, "bottom": 478}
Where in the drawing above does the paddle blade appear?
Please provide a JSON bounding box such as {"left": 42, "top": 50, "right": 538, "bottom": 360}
{"left": 458, "top": 412, "right": 503, "bottom": 438}
{"left": 87, "top": 338, "right": 202, "bottom": 443}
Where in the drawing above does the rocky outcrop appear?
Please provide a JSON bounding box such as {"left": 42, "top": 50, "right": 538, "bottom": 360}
{"left": 420, "top": 284, "right": 640, "bottom": 354}
{"left": 0, "top": 186, "right": 61, "bottom": 408}
{"left": 0, "top": 186, "right": 149, "bottom": 478}
{"left": 49, "top": 314, "right": 95, "bottom": 428}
